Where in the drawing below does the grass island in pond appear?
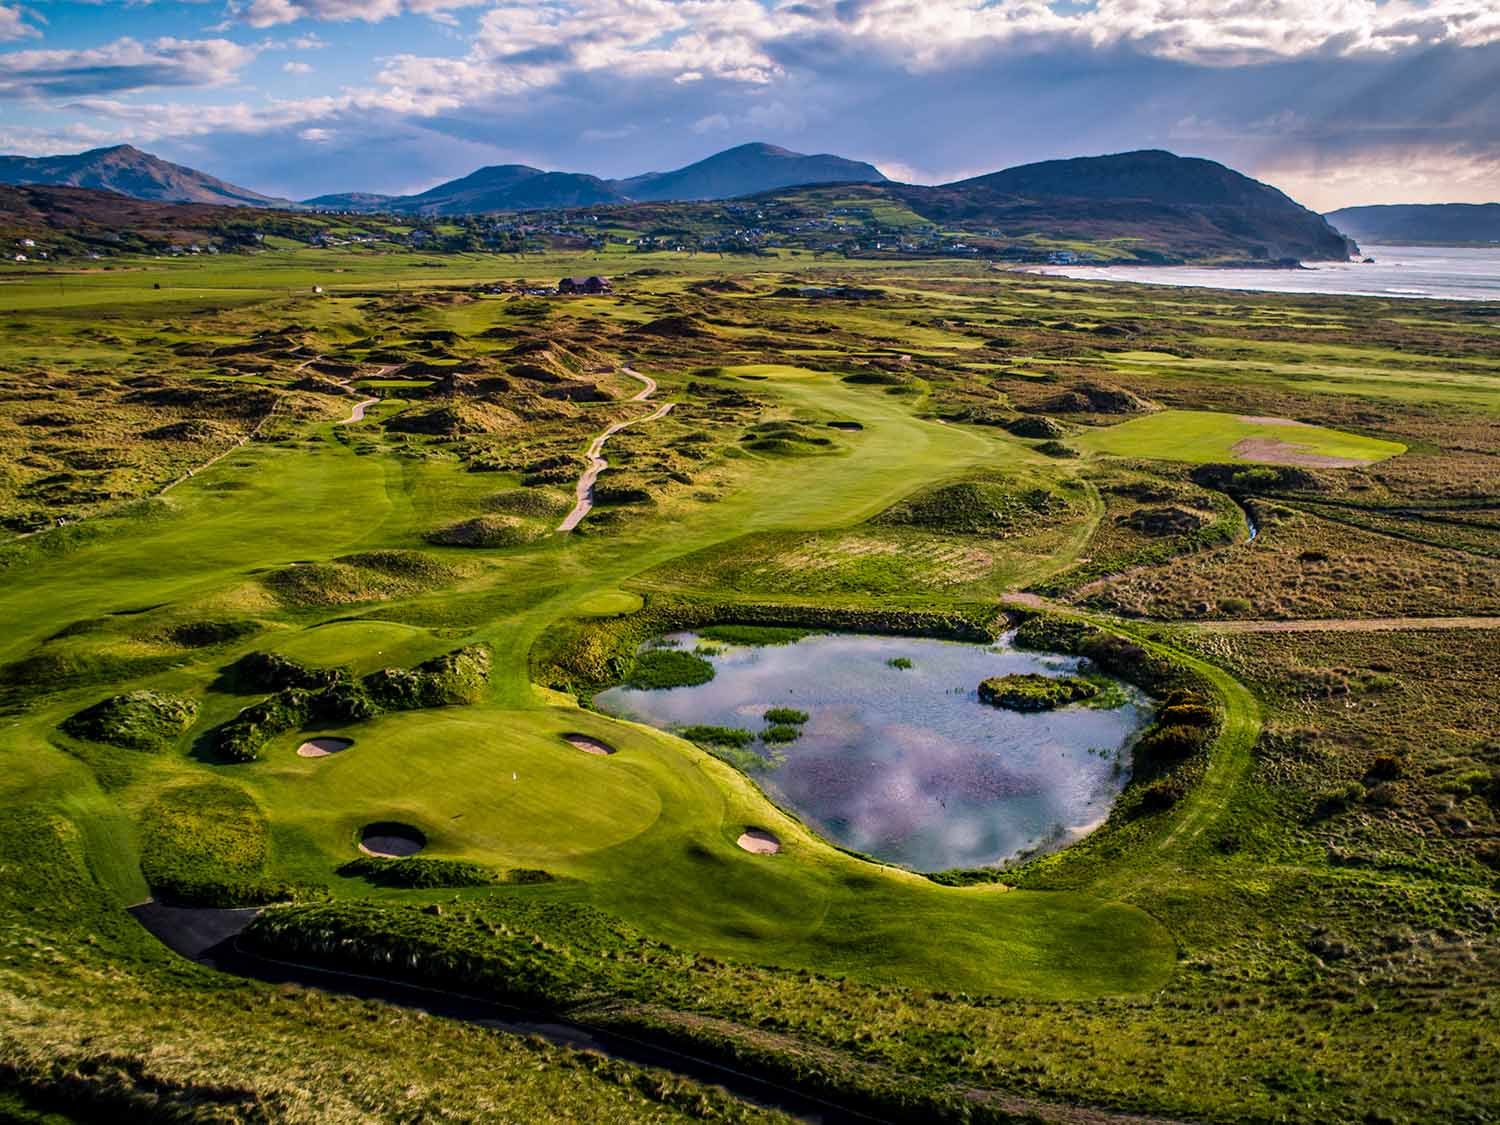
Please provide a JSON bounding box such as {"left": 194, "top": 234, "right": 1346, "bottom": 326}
{"left": 597, "top": 632, "right": 1151, "bottom": 870}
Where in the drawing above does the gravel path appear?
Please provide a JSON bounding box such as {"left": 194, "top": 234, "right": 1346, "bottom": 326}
{"left": 558, "top": 367, "right": 674, "bottom": 533}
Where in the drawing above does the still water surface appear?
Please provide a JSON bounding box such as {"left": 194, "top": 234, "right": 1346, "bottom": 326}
{"left": 1035, "top": 243, "right": 1500, "bottom": 301}
{"left": 597, "top": 633, "right": 1151, "bottom": 871}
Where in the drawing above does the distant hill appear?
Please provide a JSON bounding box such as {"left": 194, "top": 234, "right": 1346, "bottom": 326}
{"left": 386, "top": 165, "right": 627, "bottom": 215}
{"left": 0, "top": 145, "right": 289, "bottom": 208}
{"left": 615, "top": 143, "right": 886, "bottom": 202}
{"left": 314, "top": 142, "right": 886, "bottom": 214}
{"left": 301, "top": 191, "right": 397, "bottom": 210}
{"left": 904, "top": 150, "right": 1355, "bottom": 263}
{"left": 1325, "top": 203, "right": 1500, "bottom": 243}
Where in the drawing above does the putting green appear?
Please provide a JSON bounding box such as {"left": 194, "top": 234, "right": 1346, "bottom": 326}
{"left": 1073, "top": 409, "right": 1406, "bottom": 466}
{"left": 264, "top": 620, "right": 438, "bottom": 673}
{"left": 720, "top": 363, "right": 827, "bottom": 380}
{"left": 251, "top": 709, "right": 663, "bottom": 865}
{"left": 573, "top": 589, "right": 644, "bottom": 617}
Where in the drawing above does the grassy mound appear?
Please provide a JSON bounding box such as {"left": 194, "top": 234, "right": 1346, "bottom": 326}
{"left": 261, "top": 552, "right": 462, "bottom": 608}
{"left": 871, "top": 477, "right": 1075, "bottom": 536}
{"left": 383, "top": 402, "right": 519, "bottom": 437}
{"left": 978, "top": 673, "right": 1098, "bottom": 712}
{"left": 61, "top": 690, "right": 197, "bottom": 751}
{"left": 156, "top": 619, "right": 262, "bottom": 649}
{"left": 426, "top": 515, "right": 541, "bottom": 548}
{"left": 211, "top": 645, "right": 491, "bottom": 762}
{"left": 138, "top": 781, "right": 303, "bottom": 906}
{"left": 483, "top": 488, "right": 570, "bottom": 518}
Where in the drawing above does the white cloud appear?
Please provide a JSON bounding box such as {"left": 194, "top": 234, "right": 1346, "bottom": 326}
{"left": 0, "top": 37, "right": 258, "bottom": 98}
{"left": 298, "top": 126, "right": 333, "bottom": 141}
{"left": 282, "top": 60, "right": 313, "bottom": 72}
{"left": 692, "top": 113, "right": 729, "bottom": 133}
{"left": 0, "top": 4, "right": 41, "bottom": 41}
{"left": 236, "top": 0, "right": 487, "bottom": 29}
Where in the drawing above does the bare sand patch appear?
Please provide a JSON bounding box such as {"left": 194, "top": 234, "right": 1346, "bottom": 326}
{"left": 297, "top": 737, "right": 353, "bottom": 758}
{"left": 359, "top": 822, "right": 425, "bottom": 857}
{"left": 561, "top": 732, "right": 616, "bottom": 756}
{"left": 1232, "top": 437, "right": 1368, "bottom": 468}
{"left": 737, "top": 828, "right": 781, "bottom": 855}
{"left": 1237, "top": 415, "right": 1311, "bottom": 427}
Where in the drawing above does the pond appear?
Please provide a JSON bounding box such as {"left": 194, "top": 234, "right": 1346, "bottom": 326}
{"left": 596, "top": 632, "right": 1152, "bottom": 871}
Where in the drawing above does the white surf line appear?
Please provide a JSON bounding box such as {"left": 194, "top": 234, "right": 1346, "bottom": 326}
{"left": 558, "top": 367, "right": 674, "bottom": 533}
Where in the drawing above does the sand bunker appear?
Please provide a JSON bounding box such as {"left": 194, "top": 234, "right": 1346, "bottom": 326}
{"left": 737, "top": 828, "right": 781, "bottom": 855}
{"left": 297, "top": 737, "right": 353, "bottom": 758}
{"left": 561, "top": 732, "right": 616, "bottom": 756}
{"left": 1232, "top": 436, "right": 1369, "bottom": 468}
{"left": 358, "top": 822, "right": 426, "bottom": 858}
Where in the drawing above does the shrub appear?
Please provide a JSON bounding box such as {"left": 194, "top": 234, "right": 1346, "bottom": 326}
{"left": 337, "top": 856, "right": 503, "bottom": 889}
{"left": 678, "top": 725, "right": 754, "bottom": 747}
{"left": 365, "top": 645, "right": 492, "bottom": 710}
{"left": 233, "top": 651, "right": 349, "bottom": 693}
{"left": 61, "top": 690, "right": 198, "bottom": 752}
{"left": 626, "top": 650, "right": 714, "bottom": 690}
{"left": 763, "top": 724, "right": 801, "bottom": 745}
{"left": 887, "top": 657, "right": 913, "bottom": 669}
{"left": 763, "top": 708, "right": 809, "bottom": 725}
{"left": 978, "top": 673, "right": 1097, "bottom": 712}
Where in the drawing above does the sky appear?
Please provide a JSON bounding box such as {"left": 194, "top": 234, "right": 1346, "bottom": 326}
{"left": 1, "top": 1, "right": 1499, "bottom": 211}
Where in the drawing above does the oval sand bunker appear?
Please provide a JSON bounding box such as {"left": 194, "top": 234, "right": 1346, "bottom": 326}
{"left": 561, "top": 733, "right": 616, "bottom": 756}
{"left": 358, "top": 822, "right": 426, "bottom": 858}
{"left": 297, "top": 737, "right": 353, "bottom": 758}
{"left": 737, "top": 828, "right": 781, "bottom": 855}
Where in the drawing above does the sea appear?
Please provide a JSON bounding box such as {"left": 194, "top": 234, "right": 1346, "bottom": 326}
{"left": 1032, "top": 243, "right": 1500, "bottom": 302}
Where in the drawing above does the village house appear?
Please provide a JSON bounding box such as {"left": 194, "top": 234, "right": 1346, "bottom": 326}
{"left": 557, "top": 275, "right": 611, "bottom": 295}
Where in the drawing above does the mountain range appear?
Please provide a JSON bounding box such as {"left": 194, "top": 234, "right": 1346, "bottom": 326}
{"left": 0, "top": 142, "right": 886, "bottom": 213}
{"left": 0, "top": 142, "right": 1356, "bottom": 262}
{"left": 1324, "top": 203, "right": 1500, "bottom": 244}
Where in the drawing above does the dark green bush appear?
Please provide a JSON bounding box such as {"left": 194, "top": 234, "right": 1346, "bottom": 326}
{"left": 626, "top": 649, "right": 714, "bottom": 690}
{"left": 763, "top": 724, "right": 801, "bottom": 745}
{"left": 337, "top": 856, "right": 504, "bottom": 889}
{"left": 763, "top": 708, "right": 809, "bottom": 725}
{"left": 678, "top": 725, "right": 754, "bottom": 747}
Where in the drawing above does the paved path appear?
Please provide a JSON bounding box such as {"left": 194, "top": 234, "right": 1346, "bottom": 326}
{"left": 558, "top": 367, "right": 674, "bottom": 533}
{"left": 338, "top": 397, "right": 379, "bottom": 424}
